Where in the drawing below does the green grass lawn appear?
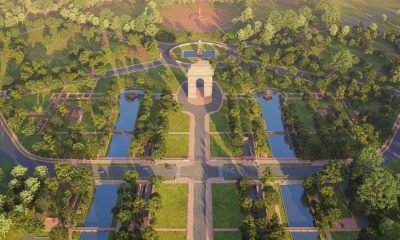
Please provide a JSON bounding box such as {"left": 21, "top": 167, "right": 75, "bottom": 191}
{"left": 158, "top": 231, "right": 186, "bottom": 240}
{"left": 210, "top": 134, "right": 241, "bottom": 157}
{"left": 334, "top": 0, "right": 398, "bottom": 20}
{"left": 94, "top": 66, "right": 186, "bottom": 94}
{"left": 165, "top": 134, "right": 189, "bottom": 157}
{"left": 168, "top": 111, "right": 190, "bottom": 132}
{"left": 214, "top": 232, "right": 242, "bottom": 240}
{"left": 154, "top": 183, "right": 188, "bottom": 229}
{"left": 320, "top": 43, "right": 390, "bottom": 71}
{"left": 209, "top": 100, "right": 251, "bottom": 132}
{"left": 331, "top": 231, "right": 359, "bottom": 240}
{"left": 212, "top": 184, "right": 243, "bottom": 228}
{"left": 287, "top": 99, "right": 317, "bottom": 133}
{"left": 274, "top": 184, "right": 288, "bottom": 226}
{"left": 151, "top": 99, "right": 190, "bottom": 132}
{"left": 334, "top": 186, "right": 351, "bottom": 218}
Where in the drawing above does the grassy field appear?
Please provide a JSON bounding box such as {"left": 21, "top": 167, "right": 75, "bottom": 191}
{"left": 214, "top": 232, "right": 242, "bottom": 240}
{"left": 154, "top": 183, "right": 188, "bottom": 229}
{"left": 165, "top": 134, "right": 189, "bottom": 157}
{"left": 94, "top": 67, "right": 186, "bottom": 94}
{"left": 159, "top": 231, "right": 186, "bottom": 240}
{"left": 274, "top": 184, "right": 288, "bottom": 226}
{"left": 209, "top": 100, "right": 251, "bottom": 132}
{"left": 331, "top": 231, "right": 359, "bottom": 240}
{"left": 334, "top": 186, "right": 351, "bottom": 218}
{"left": 212, "top": 184, "right": 243, "bottom": 228}
{"left": 210, "top": 134, "right": 242, "bottom": 157}
{"left": 151, "top": 99, "right": 190, "bottom": 132}
{"left": 319, "top": 43, "right": 391, "bottom": 71}
{"left": 334, "top": 0, "right": 398, "bottom": 20}
{"left": 287, "top": 99, "right": 316, "bottom": 133}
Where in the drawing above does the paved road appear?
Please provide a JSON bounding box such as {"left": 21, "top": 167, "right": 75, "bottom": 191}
{"left": 384, "top": 128, "right": 400, "bottom": 164}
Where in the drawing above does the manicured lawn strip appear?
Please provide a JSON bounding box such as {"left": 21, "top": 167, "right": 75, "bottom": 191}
{"left": 210, "top": 100, "right": 251, "bottom": 132}
{"left": 331, "top": 231, "right": 359, "bottom": 240}
{"left": 274, "top": 184, "right": 288, "bottom": 226}
{"left": 214, "top": 231, "right": 242, "bottom": 240}
{"left": 158, "top": 231, "right": 186, "bottom": 240}
{"left": 287, "top": 99, "right": 316, "bottom": 133}
{"left": 170, "top": 44, "right": 228, "bottom": 64}
{"left": 151, "top": 99, "right": 190, "bottom": 132}
{"left": 94, "top": 66, "right": 186, "bottom": 94}
{"left": 334, "top": 186, "right": 351, "bottom": 217}
{"left": 168, "top": 111, "right": 190, "bottom": 132}
{"left": 165, "top": 134, "right": 189, "bottom": 157}
{"left": 212, "top": 184, "right": 243, "bottom": 228}
{"left": 154, "top": 183, "right": 188, "bottom": 228}
{"left": 210, "top": 134, "right": 241, "bottom": 157}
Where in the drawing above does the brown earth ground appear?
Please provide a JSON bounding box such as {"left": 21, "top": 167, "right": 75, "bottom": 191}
{"left": 160, "top": 0, "right": 240, "bottom": 33}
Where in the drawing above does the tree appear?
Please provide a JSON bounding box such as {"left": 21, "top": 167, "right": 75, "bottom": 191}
{"left": 150, "top": 175, "right": 163, "bottom": 188}
{"left": 260, "top": 167, "right": 274, "bottom": 184}
{"left": 263, "top": 185, "right": 279, "bottom": 206}
{"left": 329, "top": 24, "right": 338, "bottom": 36}
{"left": 34, "top": 166, "right": 48, "bottom": 179}
{"left": 265, "top": 214, "right": 287, "bottom": 240}
{"left": 261, "top": 23, "right": 276, "bottom": 45}
{"left": 49, "top": 225, "right": 68, "bottom": 240}
{"left": 356, "top": 167, "right": 400, "bottom": 214}
{"left": 390, "top": 65, "right": 400, "bottom": 83}
{"left": 381, "top": 14, "right": 388, "bottom": 22}
{"left": 11, "top": 165, "right": 28, "bottom": 180}
{"left": 142, "top": 226, "right": 159, "bottom": 240}
{"left": 331, "top": 49, "right": 357, "bottom": 72}
{"left": 0, "top": 214, "right": 12, "bottom": 239}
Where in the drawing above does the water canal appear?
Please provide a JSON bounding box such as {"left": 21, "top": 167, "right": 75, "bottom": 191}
{"left": 256, "top": 91, "right": 295, "bottom": 158}
{"left": 106, "top": 90, "right": 143, "bottom": 157}
{"left": 81, "top": 91, "right": 143, "bottom": 239}
{"left": 280, "top": 184, "right": 315, "bottom": 228}
{"left": 80, "top": 184, "right": 119, "bottom": 240}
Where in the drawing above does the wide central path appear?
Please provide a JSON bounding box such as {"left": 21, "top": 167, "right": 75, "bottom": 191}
{"left": 177, "top": 82, "right": 223, "bottom": 240}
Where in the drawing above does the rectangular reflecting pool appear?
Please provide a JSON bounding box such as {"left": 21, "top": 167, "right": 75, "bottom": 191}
{"left": 80, "top": 232, "right": 110, "bottom": 240}
{"left": 182, "top": 50, "right": 216, "bottom": 58}
{"left": 280, "top": 184, "right": 315, "bottom": 227}
{"left": 291, "top": 232, "right": 320, "bottom": 240}
{"left": 268, "top": 135, "right": 295, "bottom": 158}
{"left": 106, "top": 135, "right": 132, "bottom": 157}
{"left": 84, "top": 184, "right": 118, "bottom": 227}
{"left": 256, "top": 92, "right": 285, "bottom": 132}
{"left": 113, "top": 92, "right": 141, "bottom": 132}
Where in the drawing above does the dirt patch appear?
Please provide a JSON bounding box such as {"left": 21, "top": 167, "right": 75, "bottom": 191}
{"left": 160, "top": 0, "right": 238, "bottom": 32}
{"left": 127, "top": 47, "right": 149, "bottom": 60}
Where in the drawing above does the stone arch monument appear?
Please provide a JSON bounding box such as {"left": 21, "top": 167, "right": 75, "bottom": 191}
{"left": 187, "top": 59, "right": 214, "bottom": 99}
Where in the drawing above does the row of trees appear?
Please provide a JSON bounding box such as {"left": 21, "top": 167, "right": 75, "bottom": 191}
{"left": 227, "top": 90, "right": 244, "bottom": 156}
{"left": 152, "top": 89, "right": 182, "bottom": 160}
{"left": 303, "top": 160, "right": 345, "bottom": 229}
{"left": 131, "top": 92, "right": 154, "bottom": 157}
{"left": 112, "top": 171, "right": 163, "bottom": 240}
{"left": 347, "top": 147, "right": 400, "bottom": 240}
{"left": 237, "top": 171, "right": 287, "bottom": 240}
{"left": 130, "top": 89, "right": 182, "bottom": 160}
{"left": 245, "top": 94, "right": 270, "bottom": 157}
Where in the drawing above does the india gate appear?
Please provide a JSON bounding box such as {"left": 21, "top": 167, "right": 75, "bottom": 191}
{"left": 187, "top": 41, "right": 214, "bottom": 101}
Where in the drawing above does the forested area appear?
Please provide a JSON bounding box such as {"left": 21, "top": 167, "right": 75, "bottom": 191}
{"left": 0, "top": 163, "right": 94, "bottom": 240}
